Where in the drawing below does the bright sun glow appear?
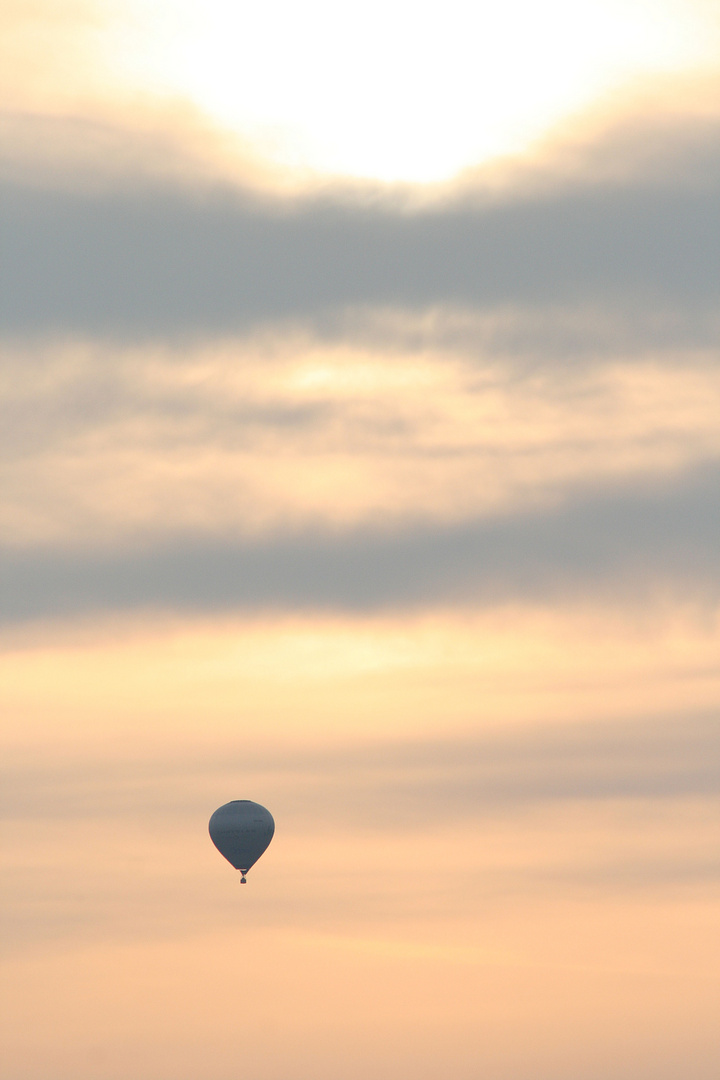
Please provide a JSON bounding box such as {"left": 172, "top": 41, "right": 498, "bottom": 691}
{"left": 87, "top": 0, "right": 720, "bottom": 181}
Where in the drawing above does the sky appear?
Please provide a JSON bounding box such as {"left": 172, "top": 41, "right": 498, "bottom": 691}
{"left": 2, "top": 2, "right": 720, "bottom": 1078}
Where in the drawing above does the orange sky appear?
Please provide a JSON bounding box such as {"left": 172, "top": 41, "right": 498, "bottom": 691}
{"left": 2, "top": 2, "right": 720, "bottom": 1078}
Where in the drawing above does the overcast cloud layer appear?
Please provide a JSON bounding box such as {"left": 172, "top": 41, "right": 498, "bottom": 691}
{"left": 2, "top": 172, "right": 718, "bottom": 341}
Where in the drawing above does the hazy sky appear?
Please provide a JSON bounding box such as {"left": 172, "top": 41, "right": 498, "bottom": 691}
{"left": 2, "top": 3, "right": 720, "bottom": 1079}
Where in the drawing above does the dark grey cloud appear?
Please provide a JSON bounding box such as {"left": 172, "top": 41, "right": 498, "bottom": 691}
{"left": 1, "top": 463, "right": 718, "bottom": 622}
{"left": 2, "top": 119, "right": 719, "bottom": 342}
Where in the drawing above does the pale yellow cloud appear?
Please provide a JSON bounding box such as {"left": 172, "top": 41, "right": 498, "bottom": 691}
{"left": 3, "top": 0, "right": 720, "bottom": 187}
{"left": 4, "top": 336, "right": 720, "bottom": 548}
{"left": 61, "top": 0, "right": 720, "bottom": 181}
{"left": 0, "top": 0, "right": 112, "bottom": 113}
{"left": 3, "top": 604, "right": 719, "bottom": 746}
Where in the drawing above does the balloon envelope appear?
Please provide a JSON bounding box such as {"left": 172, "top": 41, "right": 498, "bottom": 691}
{"left": 208, "top": 800, "right": 275, "bottom": 875}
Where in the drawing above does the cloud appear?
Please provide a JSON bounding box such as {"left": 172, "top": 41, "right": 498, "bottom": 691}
{"left": 4, "top": 709, "right": 720, "bottom": 824}
{"left": 3, "top": 332, "right": 720, "bottom": 548}
{"left": 3, "top": 710, "right": 719, "bottom": 955}
{"left": 2, "top": 109, "right": 720, "bottom": 342}
{"left": 1, "top": 462, "right": 719, "bottom": 622}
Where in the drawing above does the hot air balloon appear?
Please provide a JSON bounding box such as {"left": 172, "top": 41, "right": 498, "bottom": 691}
{"left": 208, "top": 800, "right": 275, "bottom": 883}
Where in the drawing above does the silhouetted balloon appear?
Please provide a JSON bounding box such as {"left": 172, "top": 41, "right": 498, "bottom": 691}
{"left": 209, "top": 800, "right": 275, "bottom": 883}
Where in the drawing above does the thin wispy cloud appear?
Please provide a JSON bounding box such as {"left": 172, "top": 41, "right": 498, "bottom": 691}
{"left": 5, "top": 709, "right": 720, "bottom": 822}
